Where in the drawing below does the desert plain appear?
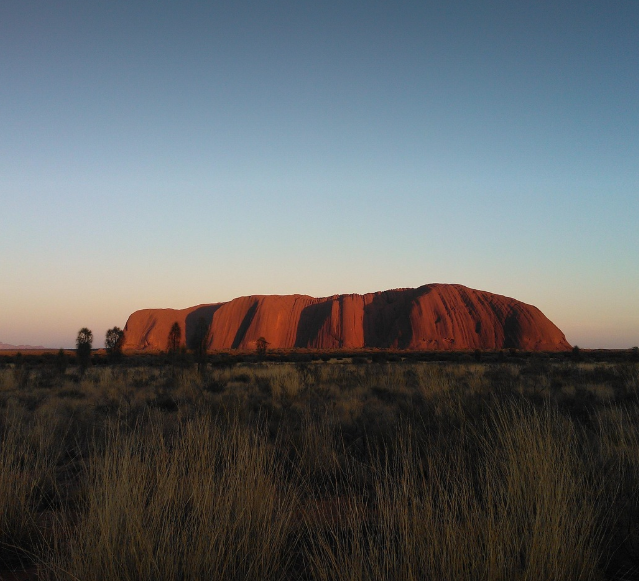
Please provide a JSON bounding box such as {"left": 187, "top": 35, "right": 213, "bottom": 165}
{"left": 1, "top": 340, "right": 639, "bottom": 580}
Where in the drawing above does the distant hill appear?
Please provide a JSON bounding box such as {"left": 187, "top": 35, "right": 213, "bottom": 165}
{"left": 122, "top": 283, "right": 571, "bottom": 352}
{"left": 0, "top": 342, "right": 46, "bottom": 350}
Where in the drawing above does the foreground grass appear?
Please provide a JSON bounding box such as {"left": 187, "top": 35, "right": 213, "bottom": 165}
{"left": 307, "top": 403, "right": 618, "bottom": 581}
{"left": 1, "top": 357, "right": 639, "bottom": 579}
{"left": 47, "top": 415, "right": 296, "bottom": 581}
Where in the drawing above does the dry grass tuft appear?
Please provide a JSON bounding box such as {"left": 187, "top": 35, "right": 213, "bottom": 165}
{"left": 0, "top": 406, "right": 61, "bottom": 568}
{"left": 307, "top": 401, "right": 606, "bottom": 581}
{"left": 46, "top": 414, "right": 297, "bottom": 580}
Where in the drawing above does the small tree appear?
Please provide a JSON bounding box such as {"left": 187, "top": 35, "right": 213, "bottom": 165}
{"left": 76, "top": 327, "right": 93, "bottom": 374}
{"left": 167, "top": 322, "right": 182, "bottom": 355}
{"left": 256, "top": 336, "right": 269, "bottom": 358}
{"left": 189, "top": 317, "right": 210, "bottom": 374}
{"left": 105, "top": 326, "right": 125, "bottom": 362}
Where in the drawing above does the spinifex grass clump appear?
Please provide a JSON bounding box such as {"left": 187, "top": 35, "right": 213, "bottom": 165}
{"left": 307, "top": 401, "right": 606, "bottom": 581}
{"left": 47, "top": 413, "right": 297, "bottom": 581}
{"left": 0, "top": 408, "right": 60, "bottom": 567}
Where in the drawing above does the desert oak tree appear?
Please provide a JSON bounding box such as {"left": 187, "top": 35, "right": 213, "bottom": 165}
{"left": 76, "top": 327, "right": 93, "bottom": 373}
{"left": 105, "top": 327, "right": 125, "bottom": 360}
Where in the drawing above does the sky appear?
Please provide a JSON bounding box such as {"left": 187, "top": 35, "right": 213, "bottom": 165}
{"left": 1, "top": 0, "right": 638, "bottom": 349}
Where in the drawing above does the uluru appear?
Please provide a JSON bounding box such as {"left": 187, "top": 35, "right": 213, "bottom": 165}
{"left": 122, "top": 284, "right": 570, "bottom": 352}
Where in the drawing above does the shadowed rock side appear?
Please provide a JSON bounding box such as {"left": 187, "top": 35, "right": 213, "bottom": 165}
{"left": 122, "top": 284, "right": 571, "bottom": 352}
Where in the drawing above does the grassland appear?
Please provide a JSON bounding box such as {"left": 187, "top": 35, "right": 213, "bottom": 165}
{"left": 1, "top": 350, "right": 639, "bottom": 580}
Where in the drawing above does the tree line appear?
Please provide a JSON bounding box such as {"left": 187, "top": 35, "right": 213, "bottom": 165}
{"left": 73, "top": 326, "right": 124, "bottom": 373}
{"left": 72, "top": 316, "right": 229, "bottom": 373}
{"left": 70, "top": 318, "right": 274, "bottom": 374}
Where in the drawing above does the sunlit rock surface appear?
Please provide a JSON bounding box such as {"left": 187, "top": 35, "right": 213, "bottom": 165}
{"left": 122, "top": 284, "right": 571, "bottom": 351}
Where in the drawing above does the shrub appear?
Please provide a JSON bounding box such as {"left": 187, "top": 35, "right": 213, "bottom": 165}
{"left": 256, "top": 337, "right": 269, "bottom": 358}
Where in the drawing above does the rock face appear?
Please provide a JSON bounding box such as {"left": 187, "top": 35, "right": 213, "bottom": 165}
{"left": 122, "top": 284, "right": 570, "bottom": 352}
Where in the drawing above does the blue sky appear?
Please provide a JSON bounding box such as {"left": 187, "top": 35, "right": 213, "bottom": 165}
{"left": 1, "top": 1, "right": 637, "bottom": 348}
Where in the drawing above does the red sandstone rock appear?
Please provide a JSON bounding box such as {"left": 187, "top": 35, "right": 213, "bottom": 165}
{"left": 122, "top": 284, "right": 571, "bottom": 352}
